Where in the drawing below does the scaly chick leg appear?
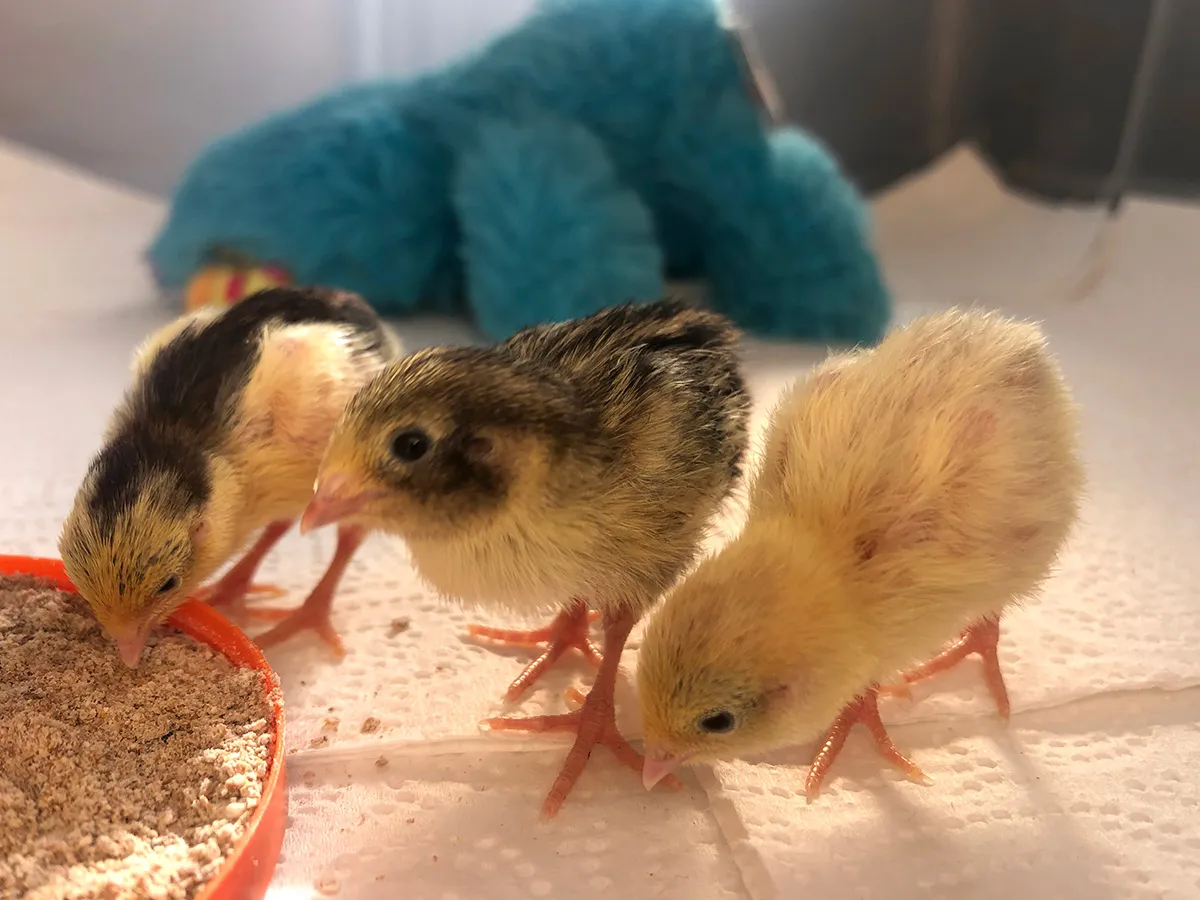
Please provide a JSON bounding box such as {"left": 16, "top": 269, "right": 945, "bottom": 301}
{"left": 191, "top": 520, "right": 291, "bottom": 620}
{"left": 481, "top": 610, "right": 678, "bottom": 818}
{"left": 467, "top": 600, "right": 603, "bottom": 702}
{"left": 885, "top": 616, "right": 1010, "bottom": 718}
{"left": 252, "top": 524, "right": 366, "bottom": 657}
{"left": 805, "top": 687, "right": 928, "bottom": 802}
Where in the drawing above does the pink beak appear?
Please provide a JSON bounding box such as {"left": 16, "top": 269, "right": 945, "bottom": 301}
{"left": 301, "top": 473, "right": 377, "bottom": 534}
{"left": 642, "top": 748, "right": 688, "bottom": 791}
{"left": 110, "top": 622, "right": 151, "bottom": 669}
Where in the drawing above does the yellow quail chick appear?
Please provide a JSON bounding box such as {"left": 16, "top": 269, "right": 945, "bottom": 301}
{"left": 302, "top": 298, "right": 750, "bottom": 816}
{"left": 59, "top": 287, "right": 400, "bottom": 667}
{"left": 637, "top": 308, "right": 1084, "bottom": 799}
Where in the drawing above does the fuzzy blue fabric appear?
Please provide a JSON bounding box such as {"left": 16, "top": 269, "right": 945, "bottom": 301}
{"left": 147, "top": 0, "right": 891, "bottom": 344}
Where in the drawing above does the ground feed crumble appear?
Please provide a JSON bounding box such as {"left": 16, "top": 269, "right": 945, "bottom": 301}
{"left": 0, "top": 576, "right": 275, "bottom": 899}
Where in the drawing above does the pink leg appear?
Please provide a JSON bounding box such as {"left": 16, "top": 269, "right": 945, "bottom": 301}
{"left": 882, "top": 616, "right": 1011, "bottom": 718}
{"left": 805, "top": 687, "right": 928, "bottom": 802}
{"left": 252, "top": 524, "right": 366, "bottom": 657}
{"left": 467, "top": 600, "right": 603, "bottom": 702}
{"left": 481, "top": 610, "right": 680, "bottom": 818}
{"left": 191, "top": 520, "right": 291, "bottom": 620}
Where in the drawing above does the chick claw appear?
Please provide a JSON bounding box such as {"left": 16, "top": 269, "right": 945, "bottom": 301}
{"left": 806, "top": 688, "right": 929, "bottom": 803}
{"left": 481, "top": 685, "right": 681, "bottom": 819}
{"left": 467, "top": 602, "right": 603, "bottom": 703}
{"left": 252, "top": 600, "right": 345, "bottom": 658}
{"left": 191, "top": 519, "right": 291, "bottom": 620}
{"left": 249, "top": 524, "right": 366, "bottom": 659}
{"left": 192, "top": 582, "right": 291, "bottom": 621}
{"left": 881, "top": 616, "right": 1011, "bottom": 718}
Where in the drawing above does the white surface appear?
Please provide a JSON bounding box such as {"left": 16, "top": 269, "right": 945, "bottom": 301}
{"left": 0, "top": 139, "right": 1197, "bottom": 899}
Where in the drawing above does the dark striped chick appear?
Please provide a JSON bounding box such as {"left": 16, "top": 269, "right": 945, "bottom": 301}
{"left": 302, "top": 298, "right": 750, "bottom": 817}
{"left": 59, "top": 287, "right": 400, "bottom": 667}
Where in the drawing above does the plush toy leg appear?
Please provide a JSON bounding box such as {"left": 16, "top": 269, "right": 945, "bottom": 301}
{"left": 663, "top": 107, "right": 891, "bottom": 345}
{"left": 453, "top": 117, "right": 664, "bottom": 340}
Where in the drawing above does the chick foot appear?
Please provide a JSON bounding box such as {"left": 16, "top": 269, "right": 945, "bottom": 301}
{"left": 480, "top": 612, "right": 674, "bottom": 817}
{"left": 192, "top": 520, "right": 291, "bottom": 620}
{"left": 252, "top": 524, "right": 366, "bottom": 658}
{"left": 883, "top": 616, "right": 1010, "bottom": 718}
{"left": 806, "top": 688, "right": 928, "bottom": 802}
{"left": 467, "top": 600, "right": 603, "bottom": 702}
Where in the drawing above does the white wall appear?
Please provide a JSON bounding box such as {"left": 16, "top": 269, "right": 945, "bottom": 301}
{"left": 0, "top": 0, "right": 534, "bottom": 196}
{"left": 381, "top": 0, "right": 533, "bottom": 75}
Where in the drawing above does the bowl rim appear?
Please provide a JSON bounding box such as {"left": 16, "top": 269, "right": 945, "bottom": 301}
{"left": 0, "top": 554, "right": 287, "bottom": 900}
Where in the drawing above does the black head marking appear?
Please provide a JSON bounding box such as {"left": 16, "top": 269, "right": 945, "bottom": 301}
{"left": 87, "top": 425, "right": 211, "bottom": 534}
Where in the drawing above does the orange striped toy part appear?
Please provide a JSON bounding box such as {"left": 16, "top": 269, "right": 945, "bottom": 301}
{"left": 184, "top": 264, "right": 290, "bottom": 312}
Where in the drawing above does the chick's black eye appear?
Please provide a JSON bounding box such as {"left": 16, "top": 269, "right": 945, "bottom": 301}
{"left": 391, "top": 428, "right": 431, "bottom": 463}
{"left": 157, "top": 575, "right": 180, "bottom": 595}
{"left": 698, "top": 710, "right": 737, "bottom": 734}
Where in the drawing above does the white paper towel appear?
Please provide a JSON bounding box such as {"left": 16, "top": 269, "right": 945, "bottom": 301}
{"left": 271, "top": 750, "right": 745, "bottom": 900}
{"left": 702, "top": 688, "right": 1200, "bottom": 900}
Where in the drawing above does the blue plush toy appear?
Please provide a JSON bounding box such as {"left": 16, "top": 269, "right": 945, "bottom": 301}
{"left": 148, "top": 0, "right": 891, "bottom": 344}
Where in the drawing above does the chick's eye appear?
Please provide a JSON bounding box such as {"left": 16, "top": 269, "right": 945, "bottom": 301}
{"left": 156, "top": 575, "right": 180, "bottom": 595}
{"left": 391, "top": 428, "right": 431, "bottom": 463}
{"left": 698, "top": 710, "right": 737, "bottom": 734}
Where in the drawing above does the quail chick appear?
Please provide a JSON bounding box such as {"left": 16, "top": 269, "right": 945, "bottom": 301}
{"left": 637, "top": 308, "right": 1084, "bottom": 799}
{"left": 59, "top": 287, "right": 400, "bottom": 667}
{"left": 302, "top": 298, "right": 750, "bottom": 816}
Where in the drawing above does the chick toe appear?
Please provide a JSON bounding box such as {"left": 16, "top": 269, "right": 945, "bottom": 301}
{"left": 893, "top": 616, "right": 1011, "bottom": 719}
{"left": 251, "top": 524, "right": 366, "bottom": 658}
{"left": 468, "top": 601, "right": 603, "bottom": 703}
{"left": 805, "top": 688, "right": 927, "bottom": 803}
{"left": 483, "top": 685, "right": 671, "bottom": 818}
{"left": 191, "top": 520, "right": 292, "bottom": 613}
{"left": 481, "top": 612, "right": 671, "bottom": 815}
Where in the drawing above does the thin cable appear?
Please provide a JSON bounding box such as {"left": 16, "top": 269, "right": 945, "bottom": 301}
{"left": 1063, "top": 0, "right": 1175, "bottom": 303}
{"left": 352, "top": 0, "right": 385, "bottom": 80}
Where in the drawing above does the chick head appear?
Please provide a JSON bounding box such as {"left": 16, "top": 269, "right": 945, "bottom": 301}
{"left": 636, "top": 524, "right": 874, "bottom": 788}
{"left": 303, "top": 346, "right": 585, "bottom": 541}
{"left": 59, "top": 430, "right": 214, "bottom": 668}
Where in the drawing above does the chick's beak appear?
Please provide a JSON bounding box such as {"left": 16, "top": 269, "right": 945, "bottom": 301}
{"left": 108, "top": 621, "right": 151, "bottom": 669}
{"left": 642, "top": 746, "right": 689, "bottom": 791}
{"left": 301, "top": 472, "right": 379, "bottom": 534}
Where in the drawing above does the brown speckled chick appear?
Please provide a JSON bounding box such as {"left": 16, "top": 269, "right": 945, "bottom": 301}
{"left": 59, "top": 287, "right": 400, "bottom": 668}
{"left": 637, "top": 308, "right": 1084, "bottom": 800}
{"left": 303, "top": 298, "right": 750, "bottom": 816}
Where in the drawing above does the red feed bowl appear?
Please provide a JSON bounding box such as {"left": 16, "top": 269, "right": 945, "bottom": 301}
{"left": 0, "top": 555, "right": 287, "bottom": 900}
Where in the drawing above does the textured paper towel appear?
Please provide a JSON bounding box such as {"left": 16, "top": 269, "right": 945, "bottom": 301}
{"left": 270, "top": 749, "right": 745, "bottom": 900}
{"left": 701, "top": 688, "right": 1200, "bottom": 900}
